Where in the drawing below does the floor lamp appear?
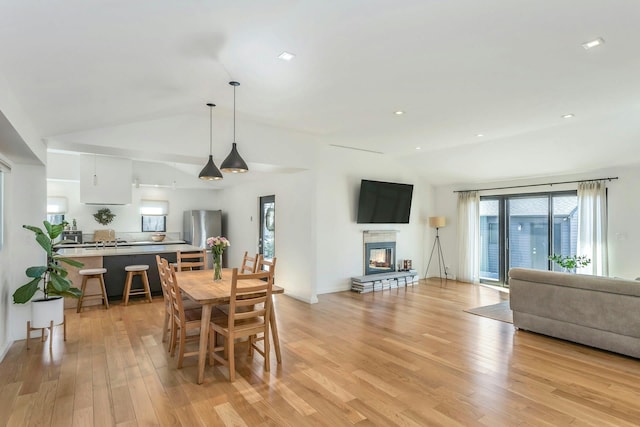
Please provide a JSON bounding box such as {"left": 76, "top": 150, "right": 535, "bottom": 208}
{"left": 425, "top": 216, "right": 447, "bottom": 284}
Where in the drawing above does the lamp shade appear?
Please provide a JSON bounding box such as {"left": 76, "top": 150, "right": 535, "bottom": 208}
{"left": 220, "top": 143, "right": 248, "bottom": 173}
{"left": 428, "top": 216, "right": 446, "bottom": 228}
{"left": 199, "top": 155, "right": 223, "bottom": 180}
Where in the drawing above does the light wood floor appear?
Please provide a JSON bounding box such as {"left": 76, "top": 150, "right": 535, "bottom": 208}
{"left": 2, "top": 279, "right": 640, "bottom": 426}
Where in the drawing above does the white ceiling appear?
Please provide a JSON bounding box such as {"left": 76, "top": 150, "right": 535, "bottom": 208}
{"left": 1, "top": 0, "right": 640, "bottom": 186}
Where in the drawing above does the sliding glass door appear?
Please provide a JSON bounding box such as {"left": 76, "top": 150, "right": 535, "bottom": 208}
{"left": 480, "top": 192, "right": 577, "bottom": 286}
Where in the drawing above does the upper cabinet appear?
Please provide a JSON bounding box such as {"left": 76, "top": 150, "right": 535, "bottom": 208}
{"left": 80, "top": 155, "right": 132, "bottom": 205}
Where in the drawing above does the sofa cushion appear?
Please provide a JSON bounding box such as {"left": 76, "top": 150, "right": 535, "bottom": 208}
{"left": 509, "top": 268, "right": 640, "bottom": 296}
{"left": 509, "top": 268, "right": 640, "bottom": 338}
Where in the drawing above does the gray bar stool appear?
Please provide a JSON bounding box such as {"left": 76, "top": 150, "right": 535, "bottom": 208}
{"left": 123, "top": 265, "right": 152, "bottom": 305}
{"left": 77, "top": 268, "right": 109, "bottom": 312}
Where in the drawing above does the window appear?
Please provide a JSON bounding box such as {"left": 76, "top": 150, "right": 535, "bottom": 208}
{"left": 142, "top": 216, "right": 166, "bottom": 232}
{"left": 46, "top": 214, "right": 65, "bottom": 225}
{"left": 140, "top": 200, "right": 168, "bottom": 232}
{"left": 480, "top": 191, "right": 577, "bottom": 286}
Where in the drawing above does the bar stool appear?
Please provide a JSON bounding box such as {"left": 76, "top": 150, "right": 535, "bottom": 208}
{"left": 77, "top": 268, "right": 109, "bottom": 313}
{"left": 123, "top": 265, "right": 152, "bottom": 306}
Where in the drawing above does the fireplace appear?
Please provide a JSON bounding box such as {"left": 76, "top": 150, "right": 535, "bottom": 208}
{"left": 364, "top": 241, "right": 396, "bottom": 275}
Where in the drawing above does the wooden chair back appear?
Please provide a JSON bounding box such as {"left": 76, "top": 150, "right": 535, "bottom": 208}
{"left": 227, "top": 268, "right": 273, "bottom": 325}
{"left": 177, "top": 249, "right": 208, "bottom": 271}
{"left": 156, "top": 255, "right": 175, "bottom": 345}
{"left": 156, "top": 255, "right": 171, "bottom": 303}
{"left": 256, "top": 256, "right": 277, "bottom": 279}
{"left": 240, "top": 251, "right": 259, "bottom": 274}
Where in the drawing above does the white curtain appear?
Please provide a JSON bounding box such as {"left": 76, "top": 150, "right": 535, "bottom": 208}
{"left": 577, "top": 181, "right": 608, "bottom": 276}
{"left": 457, "top": 191, "right": 480, "bottom": 283}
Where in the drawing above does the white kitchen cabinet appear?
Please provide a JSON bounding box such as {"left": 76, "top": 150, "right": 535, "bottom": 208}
{"left": 80, "top": 155, "right": 132, "bottom": 205}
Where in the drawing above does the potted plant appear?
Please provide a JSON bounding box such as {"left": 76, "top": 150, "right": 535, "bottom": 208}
{"left": 12, "top": 221, "right": 84, "bottom": 329}
{"left": 548, "top": 254, "right": 591, "bottom": 273}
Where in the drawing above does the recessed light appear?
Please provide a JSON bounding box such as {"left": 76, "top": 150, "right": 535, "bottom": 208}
{"left": 277, "top": 51, "right": 296, "bottom": 61}
{"left": 562, "top": 113, "right": 575, "bottom": 119}
{"left": 476, "top": 133, "right": 484, "bottom": 137}
{"left": 394, "top": 111, "right": 405, "bottom": 115}
{"left": 415, "top": 147, "right": 421, "bottom": 150}
{"left": 582, "top": 37, "right": 605, "bottom": 50}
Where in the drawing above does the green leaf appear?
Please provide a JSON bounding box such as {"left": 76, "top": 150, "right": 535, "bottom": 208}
{"left": 55, "top": 256, "right": 84, "bottom": 269}
{"left": 48, "top": 273, "right": 72, "bottom": 293}
{"left": 25, "top": 266, "right": 47, "bottom": 278}
{"left": 22, "top": 224, "right": 44, "bottom": 235}
{"left": 35, "top": 233, "right": 52, "bottom": 257}
{"left": 43, "top": 220, "right": 53, "bottom": 236}
{"left": 12, "top": 278, "right": 41, "bottom": 304}
{"left": 48, "top": 286, "right": 82, "bottom": 299}
{"left": 48, "top": 221, "right": 64, "bottom": 239}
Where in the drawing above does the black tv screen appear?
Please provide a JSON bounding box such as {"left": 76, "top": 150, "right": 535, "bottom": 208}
{"left": 356, "top": 179, "right": 414, "bottom": 224}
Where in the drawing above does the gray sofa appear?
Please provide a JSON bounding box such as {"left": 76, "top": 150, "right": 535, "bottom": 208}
{"left": 509, "top": 268, "right": 640, "bottom": 358}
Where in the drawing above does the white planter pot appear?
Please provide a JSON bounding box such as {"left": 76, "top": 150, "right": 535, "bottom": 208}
{"left": 31, "top": 297, "right": 64, "bottom": 328}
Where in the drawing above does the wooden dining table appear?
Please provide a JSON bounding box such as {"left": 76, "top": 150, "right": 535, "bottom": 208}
{"left": 175, "top": 268, "right": 283, "bottom": 384}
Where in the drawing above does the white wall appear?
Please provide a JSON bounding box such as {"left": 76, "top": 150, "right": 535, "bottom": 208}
{"left": 314, "top": 145, "right": 435, "bottom": 294}
{"left": 433, "top": 165, "right": 640, "bottom": 280}
{"left": 221, "top": 170, "right": 316, "bottom": 303}
{"left": 0, "top": 162, "right": 11, "bottom": 359}
{"left": 7, "top": 164, "right": 48, "bottom": 342}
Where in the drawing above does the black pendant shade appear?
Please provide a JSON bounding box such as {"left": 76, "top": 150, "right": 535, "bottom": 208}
{"left": 199, "top": 154, "right": 223, "bottom": 180}
{"left": 220, "top": 143, "right": 248, "bottom": 173}
{"left": 199, "top": 103, "right": 223, "bottom": 180}
{"left": 221, "top": 81, "right": 249, "bottom": 173}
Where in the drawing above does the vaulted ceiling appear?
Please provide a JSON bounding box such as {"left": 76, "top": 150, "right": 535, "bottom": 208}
{"left": 1, "top": 1, "right": 639, "bottom": 186}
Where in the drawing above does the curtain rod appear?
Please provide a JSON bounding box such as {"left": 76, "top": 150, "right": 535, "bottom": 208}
{"left": 453, "top": 176, "right": 618, "bottom": 193}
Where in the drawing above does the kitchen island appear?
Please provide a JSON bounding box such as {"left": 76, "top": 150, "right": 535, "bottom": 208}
{"left": 57, "top": 243, "right": 205, "bottom": 307}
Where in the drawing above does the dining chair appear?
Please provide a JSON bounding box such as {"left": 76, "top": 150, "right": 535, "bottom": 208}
{"left": 240, "top": 251, "right": 259, "bottom": 274}
{"left": 256, "top": 256, "right": 277, "bottom": 277}
{"left": 176, "top": 249, "right": 208, "bottom": 271}
{"left": 253, "top": 256, "right": 281, "bottom": 362}
{"left": 208, "top": 268, "right": 273, "bottom": 382}
{"left": 167, "top": 264, "right": 210, "bottom": 367}
{"left": 155, "top": 255, "right": 174, "bottom": 345}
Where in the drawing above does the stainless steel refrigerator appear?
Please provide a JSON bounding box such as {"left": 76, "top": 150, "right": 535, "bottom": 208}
{"left": 183, "top": 210, "right": 222, "bottom": 249}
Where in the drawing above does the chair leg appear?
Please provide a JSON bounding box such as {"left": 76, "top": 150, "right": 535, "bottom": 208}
{"left": 228, "top": 335, "right": 235, "bottom": 382}
{"left": 49, "top": 320, "right": 54, "bottom": 352}
{"left": 123, "top": 272, "right": 132, "bottom": 306}
{"left": 26, "top": 321, "right": 31, "bottom": 350}
{"left": 169, "top": 321, "right": 178, "bottom": 357}
{"left": 63, "top": 315, "right": 67, "bottom": 342}
{"left": 162, "top": 309, "right": 170, "bottom": 343}
{"left": 141, "top": 271, "right": 152, "bottom": 303}
{"left": 177, "top": 327, "right": 186, "bottom": 368}
{"left": 77, "top": 276, "right": 88, "bottom": 313}
{"left": 99, "top": 275, "right": 109, "bottom": 309}
{"left": 264, "top": 327, "right": 270, "bottom": 372}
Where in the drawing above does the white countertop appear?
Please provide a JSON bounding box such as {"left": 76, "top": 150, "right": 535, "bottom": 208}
{"left": 56, "top": 243, "right": 205, "bottom": 258}
{"left": 54, "top": 239, "right": 186, "bottom": 249}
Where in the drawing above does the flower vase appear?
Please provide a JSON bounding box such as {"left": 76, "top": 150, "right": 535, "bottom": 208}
{"left": 213, "top": 253, "right": 222, "bottom": 281}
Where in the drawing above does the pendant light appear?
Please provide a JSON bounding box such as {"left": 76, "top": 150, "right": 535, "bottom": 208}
{"left": 221, "top": 81, "right": 249, "bottom": 173}
{"left": 199, "top": 103, "right": 223, "bottom": 180}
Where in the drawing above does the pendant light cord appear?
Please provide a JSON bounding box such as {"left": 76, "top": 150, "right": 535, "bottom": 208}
{"left": 233, "top": 84, "right": 236, "bottom": 143}
{"left": 209, "top": 105, "right": 213, "bottom": 155}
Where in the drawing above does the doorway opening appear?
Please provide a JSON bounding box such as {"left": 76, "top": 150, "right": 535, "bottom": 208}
{"left": 259, "top": 195, "right": 275, "bottom": 261}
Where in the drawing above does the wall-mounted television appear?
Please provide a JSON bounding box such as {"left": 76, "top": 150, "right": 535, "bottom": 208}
{"left": 356, "top": 179, "right": 414, "bottom": 224}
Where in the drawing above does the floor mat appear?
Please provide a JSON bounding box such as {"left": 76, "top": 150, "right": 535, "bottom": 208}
{"left": 464, "top": 300, "right": 513, "bottom": 324}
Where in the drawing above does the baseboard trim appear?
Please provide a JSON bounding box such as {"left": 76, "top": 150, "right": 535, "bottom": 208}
{"left": 0, "top": 339, "right": 13, "bottom": 363}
